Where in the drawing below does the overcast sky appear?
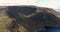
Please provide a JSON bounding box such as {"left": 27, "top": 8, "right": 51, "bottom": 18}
{"left": 0, "top": 0, "right": 60, "bottom": 9}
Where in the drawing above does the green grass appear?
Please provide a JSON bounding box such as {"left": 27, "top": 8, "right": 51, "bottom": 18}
{"left": 0, "top": 13, "right": 12, "bottom": 32}
{"left": 0, "top": 13, "right": 28, "bottom": 32}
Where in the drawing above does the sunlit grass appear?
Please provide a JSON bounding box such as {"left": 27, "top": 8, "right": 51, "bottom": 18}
{"left": 0, "top": 13, "right": 28, "bottom": 32}
{"left": 0, "top": 13, "right": 12, "bottom": 32}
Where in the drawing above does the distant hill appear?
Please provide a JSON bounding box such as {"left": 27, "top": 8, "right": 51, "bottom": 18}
{"left": 55, "top": 9, "right": 60, "bottom": 12}
{"left": 0, "top": 7, "right": 7, "bottom": 14}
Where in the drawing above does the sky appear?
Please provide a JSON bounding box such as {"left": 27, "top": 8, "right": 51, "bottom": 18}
{"left": 36, "top": 0, "right": 60, "bottom": 9}
{"left": 0, "top": 0, "right": 60, "bottom": 9}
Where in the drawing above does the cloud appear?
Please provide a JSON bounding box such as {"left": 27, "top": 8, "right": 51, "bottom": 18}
{"left": 0, "top": 0, "right": 60, "bottom": 9}
{"left": 47, "top": 0, "right": 60, "bottom": 8}
{"left": 0, "top": 0, "right": 36, "bottom": 6}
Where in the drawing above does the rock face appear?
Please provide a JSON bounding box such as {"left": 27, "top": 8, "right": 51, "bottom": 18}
{"left": 7, "top": 6, "right": 60, "bottom": 32}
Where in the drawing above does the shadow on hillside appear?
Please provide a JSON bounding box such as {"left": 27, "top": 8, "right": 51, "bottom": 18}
{"left": 7, "top": 6, "right": 60, "bottom": 32}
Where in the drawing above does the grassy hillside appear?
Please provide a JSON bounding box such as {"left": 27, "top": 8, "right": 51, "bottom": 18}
{"left": 0, "top": 6, "right": 60, "bottom": 32}
{"left": 0, "top": 13, "right": 12, "bottom": 32}
{"left": 0, "top": 6, "right": 11, "bottom": 32}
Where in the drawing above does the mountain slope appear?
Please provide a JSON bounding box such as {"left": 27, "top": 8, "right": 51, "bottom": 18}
{"left": 7, "top": 6, "right": 60, "bottom": 32}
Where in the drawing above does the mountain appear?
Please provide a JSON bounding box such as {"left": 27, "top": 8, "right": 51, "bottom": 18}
{"left": 0, "top": 6, "right": 60, "bottom": 32}
{"left": 7, "top": 6, "right": 60, "bottom": 32}
{"left": 55, "top": 9, "right": 60, "bottom": 12}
